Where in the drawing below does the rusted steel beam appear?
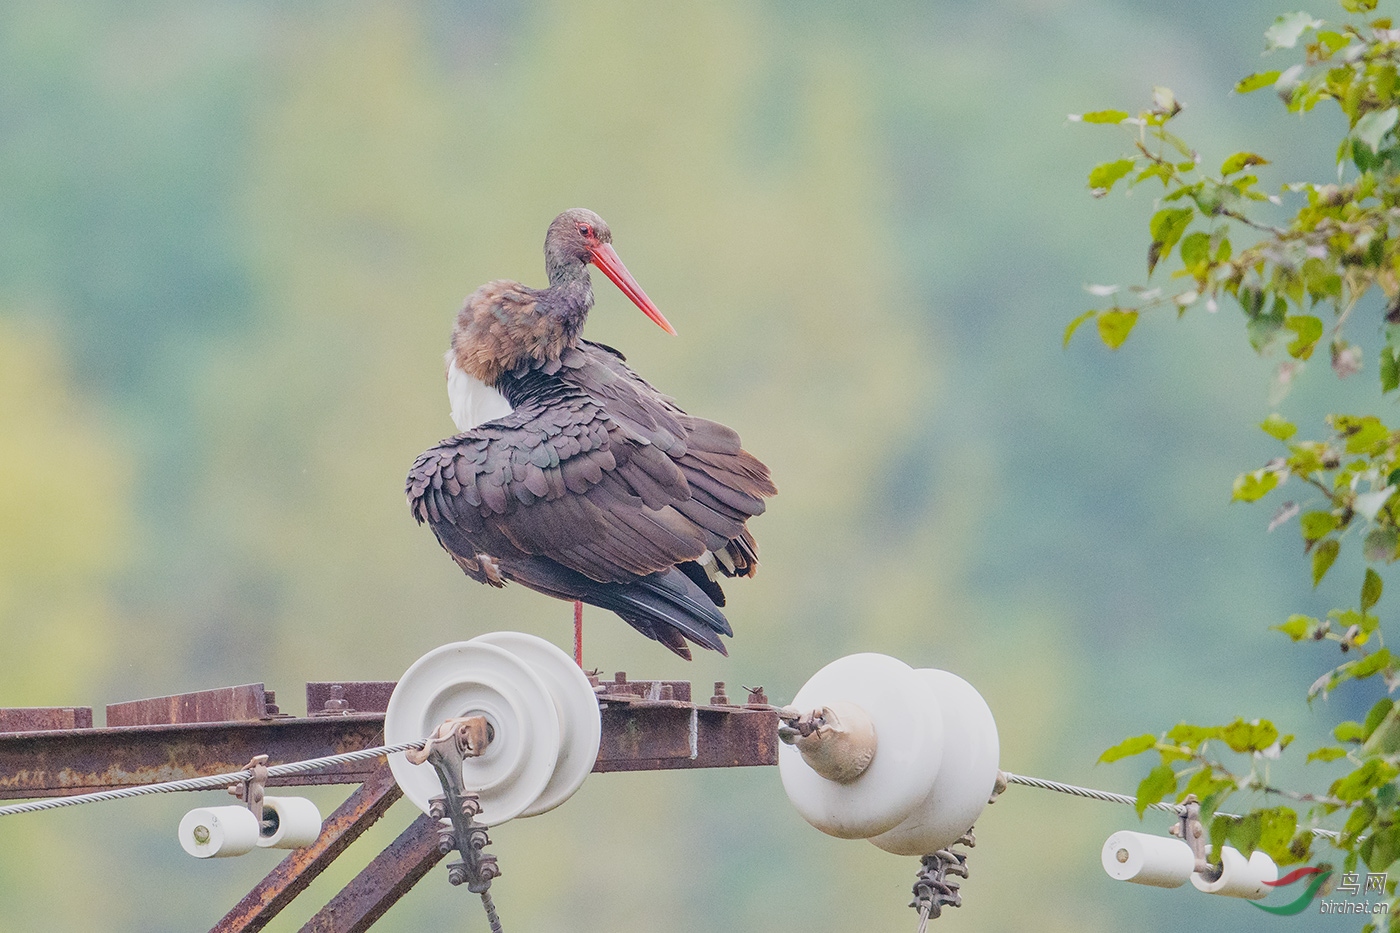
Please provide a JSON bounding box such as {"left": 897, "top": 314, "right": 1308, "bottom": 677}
{"left": 0, "top": 715, "right": 388, "bottom": 799}
{"left": 107, "top": 684, "right": 279, "bottom": 727}
{"left": 0, "top": 689, "right": 777, "bottom": 799}
{"left": 212, "top": 762, "right": 403, "bottom": 933}
{"left": 594, "top": 704, "right": 778, "bottom": 772}
{"left": 0, "top": 707, "right": 93, "bottom": 733}
{"left": 298, "top": 814, "right": 443, "bottom": 933}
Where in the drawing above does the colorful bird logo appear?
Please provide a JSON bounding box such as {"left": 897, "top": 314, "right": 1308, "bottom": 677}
{"left": 1251, "top": 866, "right": 1332, "bottom": 915}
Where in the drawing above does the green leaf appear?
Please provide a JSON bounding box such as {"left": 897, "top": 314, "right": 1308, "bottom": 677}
{"left": 1363, "top": 568, "right": 1383, "bottom": 612}
{"left": 1354, "top": 107, "right": 1399, "bottom": 153}
{"left": 1284, "top": 315, "right": 1324, "bottom": 359}
{"left": 1363, "top": 704, "right": 1400, "bottom": 755}
{"left": 1147, "top": 207, "right": 1193, "bottom": 273}
{"left": 1135, "top": 763, "right": 1177, "bottom": 817}
{"left": 1179, "top": 231, "right": 1211, "bottom": 271}
{"left": 1313, "top": 538, "right": 1340, "bottom": 586}
{"left": 1096, "top": 309, "right": 1138, "bottom": 349}
{"left": 1232, "top": 468, "right": 1279, "bottom": 503}
{"left": 1317, "top": 29, "right": 1349, "bottom": 54}
{"left": 1345, "top": 800, "right": 1377, "bottom": 839}
{"left": 1307, "top": 746, "right": 1349, "bottom": 762}
{"left": 1336, "top": 720, "right": 1368, "bottom": 743}
{"left": 1258, "top": 808, "right": 1297, "bottom": 863}
{"left": 1221, "top": 151, "right": 1269, "bottom": 175}
{"left": 1181, "top": 769, "right": 1235, "bottom": 806}
{"left": 1336, "top": 415, "right": 1390, "bottom": 454}
{"left": 1099, "top": 733, "right": 1158, "bottom": 764}
{"left": 1332, "top": 758, "right": 1400, "bottom": 803}
{"left": 1363, "top": 699, "right": 1394, "bottom": 739}
{"left": 1274, "top": 614, "right": 1317, "bottom": 640}
{"left": 1166, "top": 723, "right": 1222, "bottom": 745}
{"left": 1264, "top": 11, "right": 1321, "bottom": 51}
{"left": 1300, "top": 510, "right": 1339, "bottom": 541}
{"left": 1363, "top": 527, "right": 1398, "bottom": 562}
{"left": 1089, "top": 159, "right": 1136, "bottom": 192}
{"left": 1362, "top": 825, "right": 1400, "bottom": 873}
{"left": 1228, "top": 812, "right": 1263, "bottom": 856}
{"left": 1234, "top": 71, "right": 1282, "bottom": 94}
{"left": 1350, "top": 647, "right": 1394, "bottom": 680}
{"left": 1260, "top": 413, "right": 1296, "bottom": 441}
{"left": 1063, "top": 310, "right": 1096, "bottom": 348}
{"left": 1382, "top": 346, "right": 1400, "bottom": 393}
{"left": 1074, "top": 109, "right": 1130, "bottom": 124}
{"left": 1220, "top": 718, "right": 1278, "bottom": 754}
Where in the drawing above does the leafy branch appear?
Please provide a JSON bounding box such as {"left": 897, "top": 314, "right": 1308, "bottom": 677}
{"left": 1074, "top": 2, "right": 1400, "bottom": 921}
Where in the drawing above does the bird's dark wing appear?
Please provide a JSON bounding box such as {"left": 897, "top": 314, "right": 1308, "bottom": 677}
{"left": 407, "top": 385, "right": 713, "bottom": 584}
{"left": 562, "top": 341, "right": 777, "bottom": 579}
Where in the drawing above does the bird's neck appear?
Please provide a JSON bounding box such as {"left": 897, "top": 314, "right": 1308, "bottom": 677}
{"left": 452, "top": 271, "right": 593, "bottom": 386}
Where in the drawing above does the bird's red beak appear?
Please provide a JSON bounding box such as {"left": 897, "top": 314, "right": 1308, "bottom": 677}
{"left": 589, "top": 243, "right": 677, "bottom": 335}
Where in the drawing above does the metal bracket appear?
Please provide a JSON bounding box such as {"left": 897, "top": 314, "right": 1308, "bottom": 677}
{"left": 411, "top": 717, "right": 500, "bottom": 895}
{"left": 227, "top": 754, "right": 270, "bottom": 829}
{"left": 910, "top": 830, "right": 973, "bottom": 930}
{"left": 1170, "top": 794, "right": 1218, "bottom": 878}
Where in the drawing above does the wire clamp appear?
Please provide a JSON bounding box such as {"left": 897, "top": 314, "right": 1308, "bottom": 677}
{"left": 226, "top": 754, "right": 270, "bottom": 829}
{"left": 414, "top": 716, "right": 502, "bottom": 900}
{"left": 1169, "top": 794, "right": 1216, "bottom": 878}
{"left": 910, "top": 829, "right": 973, "bottom": 930}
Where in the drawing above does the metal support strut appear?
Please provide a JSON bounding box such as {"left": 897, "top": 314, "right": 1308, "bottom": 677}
{"left": 407, "top": 717, "right": 503, "bottom": 932}
{"left": 910, "top": 830, "right": 973, "bottom": 932}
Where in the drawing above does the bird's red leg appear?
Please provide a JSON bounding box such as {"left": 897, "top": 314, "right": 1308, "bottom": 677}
{"left": 573, "top": 600, "right": 584, "bottom": 668}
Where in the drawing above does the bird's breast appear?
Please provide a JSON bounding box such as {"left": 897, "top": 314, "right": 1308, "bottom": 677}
{"left": 446, "top": 353, "right": 514, "bottom": 431}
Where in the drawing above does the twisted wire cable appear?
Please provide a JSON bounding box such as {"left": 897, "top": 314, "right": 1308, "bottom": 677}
{"left": 1000, "top": 771, "right": 1341, "bottom": 839}
{"left": 0, "top": 740, "right": 426, "bottom": 818}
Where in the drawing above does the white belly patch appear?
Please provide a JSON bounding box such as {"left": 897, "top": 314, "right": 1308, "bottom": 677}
{"left": 446, "top": 353, "right": 513, "bottom": 431}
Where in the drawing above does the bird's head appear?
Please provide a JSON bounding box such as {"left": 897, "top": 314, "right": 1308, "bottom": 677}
{"left": 546, "top": 208, "right": 677, "bottom": 335}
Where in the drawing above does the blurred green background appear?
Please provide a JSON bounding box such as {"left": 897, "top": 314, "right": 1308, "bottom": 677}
{"left": 0, "top": 1, "right": 1380, "bottom": 930}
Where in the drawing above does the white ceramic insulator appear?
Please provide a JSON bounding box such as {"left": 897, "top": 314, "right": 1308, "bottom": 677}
{"left": 868, "top": 669, "right": 1000, "bottom": 855}
{"left": 1192, "top": 846, "right": 1278, "bottom": 899}
{"left": 385, "top": 641, "right": 562, "bottom": 826}
{"left": 470, "top": 631, "right": 601, "bottom": 817}
{"left": 179, "top": 806, "right": 260, "bottom": 859}
{"left": 257, "top": 796, "right": 323, "bottom": 849}
{"left": 1101, "top": 831, "right": 1195, "bottom": 888}
{"left": 779, "top": 654, "right": 945, "bottom": 839}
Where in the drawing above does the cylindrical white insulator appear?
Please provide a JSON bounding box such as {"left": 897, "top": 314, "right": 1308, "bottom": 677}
{"left": 1192, "top": 846, "right": 1278, "bottom": 899}
{"left": 179, "top": 806, "right": 260, "bottom": 859}
{"left": 256, "top": 796, "right": 323, "bottom": 849}
{"left": 1100, "top": 831, "right": 1196, "bottom": 888}
{"left": 868, "top": 669, "right": 1000, "bottom": 855}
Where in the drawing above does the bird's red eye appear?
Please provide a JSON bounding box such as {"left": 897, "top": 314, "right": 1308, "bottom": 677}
{"left": 577, "top": 223, "right": 594, "bottom": 239}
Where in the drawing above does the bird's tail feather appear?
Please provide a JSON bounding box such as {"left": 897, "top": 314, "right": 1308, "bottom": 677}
{"left": 505, "top": 557, "right": 732, "bottom": 659}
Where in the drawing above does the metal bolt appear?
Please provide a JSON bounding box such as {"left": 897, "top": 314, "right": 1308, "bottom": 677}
{"left": 322, "top": 684, "right": 350, "bottom": 713}
{"left": 428, "top": 796, "right": 447, "bottom": 820}
{"left": 614, "top": 671, "right": 627, "bottom": 684}
{"left": 264, "top": 691, "right": 280, "bottom": 716}
{"left": 745, "top": 685, "right": 768, "bottom": 705}
{"left": 658, "top": 683, "right": 674, "bottom": 701}
{"left": 447, "top": 861, "right": 469, "bottom": 886}
{"left": 710, "top": 681, "right": 729, "bottom": 706}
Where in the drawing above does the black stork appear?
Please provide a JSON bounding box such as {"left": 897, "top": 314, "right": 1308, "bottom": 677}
{"left": 406, "top": 209, "right": 776, "bottom": 660}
